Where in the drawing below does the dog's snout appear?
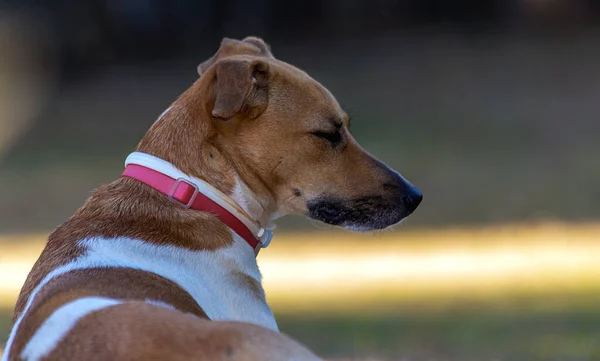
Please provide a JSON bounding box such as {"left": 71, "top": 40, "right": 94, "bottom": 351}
{"left": 401, "top": 186, "right": 422, "bottom": 214}
{"left": 383, "top": 172, "right": 423, "bottom": 215}
{"left": 382, "top": 182, "right": 401, "bottom": 192}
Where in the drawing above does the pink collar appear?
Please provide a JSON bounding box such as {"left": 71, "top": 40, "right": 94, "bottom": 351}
{"left": 121, "top": 152, "right": 272, "bottom": 255}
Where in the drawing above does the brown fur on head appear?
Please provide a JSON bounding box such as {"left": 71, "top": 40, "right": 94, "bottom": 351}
{"left": 197, "top": 36, "right": 274, "bottom": 77}
{"left": 138, "top": 36, "right": 422, "bottom": 230}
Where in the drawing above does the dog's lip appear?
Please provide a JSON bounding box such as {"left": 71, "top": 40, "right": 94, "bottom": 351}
{"left": 306, "top": 194, "right": 416, "bottom": 231}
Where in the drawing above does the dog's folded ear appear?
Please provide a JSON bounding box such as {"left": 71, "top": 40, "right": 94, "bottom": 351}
{"left": 211, "top": 58, "right": 269, "bottom": 119}
{"left": 198, "top": 36, "right": 273, "bottom": 77}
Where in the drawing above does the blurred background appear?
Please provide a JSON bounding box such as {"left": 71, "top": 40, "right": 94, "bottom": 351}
{"left": 1, "top": 0, "right": 600, "bottom": 360}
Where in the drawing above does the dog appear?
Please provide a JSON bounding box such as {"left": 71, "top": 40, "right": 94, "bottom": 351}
{"left": 2, "top": 36, "right": 422, "bottom": 361}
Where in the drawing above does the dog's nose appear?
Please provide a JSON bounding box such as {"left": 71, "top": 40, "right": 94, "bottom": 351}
{"left": 382, "top": 176, "right": 423, "bottom": 215}
{"left": 375, "top": 158, "right": 422, "bottom": 217}
{"left": 401, "top": 186, "right": 422, "bottom": 214}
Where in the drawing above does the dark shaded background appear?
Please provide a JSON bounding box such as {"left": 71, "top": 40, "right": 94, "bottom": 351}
{"left": 1, "top": 0, "right": 599, "bottom": 232}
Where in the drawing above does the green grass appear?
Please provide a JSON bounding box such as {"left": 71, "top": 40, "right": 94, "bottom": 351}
{"left": 277, "top": 304, "right": 600, "bottom": 361}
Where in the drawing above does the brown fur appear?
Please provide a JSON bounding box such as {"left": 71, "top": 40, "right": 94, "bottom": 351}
{"left": 9, "top": 268, "right": 208, "bottom": 358}
{"left": 13, "top": 179, "right": 231, "bottom": 322}
{"left": 45, "top": 303, "right": 319, "bottom": 361}
{"left": 8, "top": 36, "right": 418, "bottom": 361}
{"left": 139, "top": 36, "right": 405, "bottom": 226}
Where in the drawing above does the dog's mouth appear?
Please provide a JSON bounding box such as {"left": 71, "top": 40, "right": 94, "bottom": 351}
{"left": 306, "top": 193, "right": 421, "bottom": 232}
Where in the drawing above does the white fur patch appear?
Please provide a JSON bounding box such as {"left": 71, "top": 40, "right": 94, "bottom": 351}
{"left": 2, "top": 232, "right": 277, "bottom": 361}
{"left": 231, "top": 177, "right": 250, "bottom": 215}
{"left": 21, "top": 297, "right": 122, "bottom": 361}
{"left": 152, "top": 105, "right": 173, "bottom": 126}
{"left": 231, "top": 174, "right": 281, "bottom": 232}
{"left": 144, "top": 299, "right": 176, "bottom": 311}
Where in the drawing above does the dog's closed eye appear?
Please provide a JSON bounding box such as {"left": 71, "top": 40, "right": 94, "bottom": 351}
{"left": 311, "top": 130, "right": 343, "bottom": 147}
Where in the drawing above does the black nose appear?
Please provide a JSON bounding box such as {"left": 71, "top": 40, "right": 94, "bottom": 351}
{"left": 382, "top": 177, "right": 423, "bottom": 216}
{"left": 375, "top": 158, "right": 422, "bottom": 217}
{"left": 402, "top": 186, "right": 422, "bottom": 214}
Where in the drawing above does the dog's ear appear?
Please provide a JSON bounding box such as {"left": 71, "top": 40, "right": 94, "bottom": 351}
{"left": 211, "top": 58, "right": 269, "bottom": 119}
{"left": 198, "top": 36, "right": 273, "bottom": 76}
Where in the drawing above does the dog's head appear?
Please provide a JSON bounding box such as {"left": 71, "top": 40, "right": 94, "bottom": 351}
{"left": 196, "top": 37, "right": 422, "bottom": 231}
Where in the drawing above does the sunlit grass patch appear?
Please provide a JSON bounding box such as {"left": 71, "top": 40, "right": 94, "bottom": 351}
{"left": 1, "top": 222, "right": 599, "bottom": 360}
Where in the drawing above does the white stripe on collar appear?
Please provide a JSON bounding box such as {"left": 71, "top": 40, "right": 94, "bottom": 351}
{"left": 124, "top": 152, "right": 270, "bottom": 245}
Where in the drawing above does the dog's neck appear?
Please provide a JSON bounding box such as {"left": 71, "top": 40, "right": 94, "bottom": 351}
{"left": 136, "top": 81, "right": 275, "bottom": 227}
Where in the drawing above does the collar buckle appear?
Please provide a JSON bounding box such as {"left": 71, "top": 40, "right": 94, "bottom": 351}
{"left": 254, "top": 229, "right": 273, "bottom": 256}
{"left": 259, "top": 229, "right": 273, "bottom": 248}
{"left": 168, "top": 178, "right": 199, "bottom": 209}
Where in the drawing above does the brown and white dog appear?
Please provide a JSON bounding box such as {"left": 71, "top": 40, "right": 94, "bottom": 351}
{"left": 2, "top": 36, "right": 422, "bottom": 361}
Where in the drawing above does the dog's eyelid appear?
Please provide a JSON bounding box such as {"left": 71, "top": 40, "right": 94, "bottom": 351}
{"left": 310, "top": 129, "right": 343, "bottom": 147}
{"left": 311, "top": 129, "right": 340, "bottom": 136}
